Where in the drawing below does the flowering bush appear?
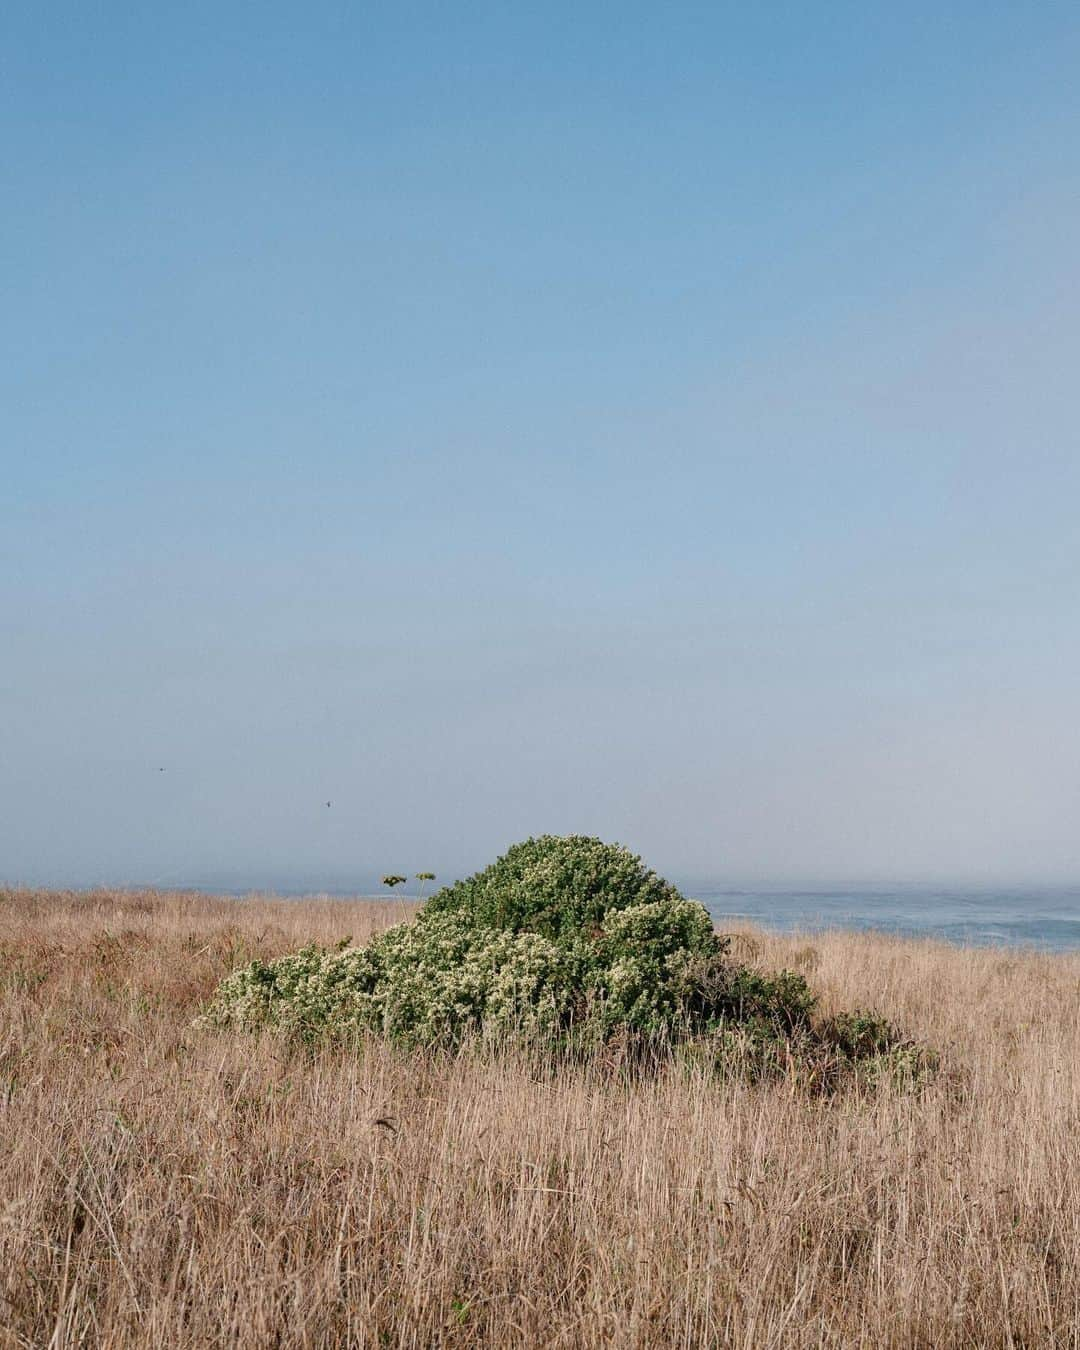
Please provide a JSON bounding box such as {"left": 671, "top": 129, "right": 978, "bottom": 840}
{"left": 203, "top": 913, "right": 576, "bottom": 1046}
{"left": 422, "top": 835, "right": 688, "bottom": 939}
{"left": 202, "top": 836, "right": 929, "bottom": 1085}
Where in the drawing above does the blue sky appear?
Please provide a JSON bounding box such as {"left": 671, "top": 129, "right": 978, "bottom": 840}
{"left": 3, "top": 2, "right": 1080, "bottom": 886}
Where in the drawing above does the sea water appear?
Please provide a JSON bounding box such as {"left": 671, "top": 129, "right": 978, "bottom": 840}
{"left": 686, "top": 884, "right": 1080, "bottom": 952}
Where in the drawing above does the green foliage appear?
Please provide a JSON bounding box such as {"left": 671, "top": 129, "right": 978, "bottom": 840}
{"left": 817, "top": 1009, "right": 898, "bottom": 1057}
{"left": 205, "top": 915, "right": 575, "bottom": 1046}
{"left": 202, "top": 835, "right": 930, "bottom": 1087}
{"left": 422, "top": 835, "right": 687, "bottom": 939}
{"left": 585, "top": 897, "right": 727, "bottom": 1032}
{"left": 687, "top": 958, "right": 816, "bottom": 1032}
{"left": 816, "top": 1009, "right": 940, "bottom": 1090}
{"left": 679, "top": 1006, "right": 938, "bottom": 1092}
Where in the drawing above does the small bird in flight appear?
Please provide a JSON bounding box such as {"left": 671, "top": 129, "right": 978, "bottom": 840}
{"left": 325, "top": 801, "right": 331, "bottom": 808}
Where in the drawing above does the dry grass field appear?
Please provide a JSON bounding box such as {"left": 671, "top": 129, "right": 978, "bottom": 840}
{"left": 1, "top": 888, "right": 1077, "bottom": 1348}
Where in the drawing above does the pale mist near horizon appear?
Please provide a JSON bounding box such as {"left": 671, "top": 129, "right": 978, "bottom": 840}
{"left": 3, "top": 4, "right": 1080, "bottom": 891}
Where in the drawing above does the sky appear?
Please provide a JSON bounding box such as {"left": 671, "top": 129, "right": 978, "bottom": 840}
{"left": 3, "top": 2, "right": 1080, "bottom": 889}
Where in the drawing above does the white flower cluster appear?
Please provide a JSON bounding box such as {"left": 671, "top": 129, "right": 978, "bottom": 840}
{"left": 201, "top": 913, "right": 579, "bottom": 1045}
{"left": 587, "top": 898, "right": 719, "bottom": 1030}
{"left": 201, "top": 891, "right": 726, "bottom": 1045}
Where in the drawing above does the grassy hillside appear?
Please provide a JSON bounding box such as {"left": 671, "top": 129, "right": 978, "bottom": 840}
{"left": 1, "top": 888, "right": 1077, "bottom": 1347}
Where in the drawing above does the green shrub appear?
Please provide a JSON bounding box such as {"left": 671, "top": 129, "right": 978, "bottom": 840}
{"left": 201, "top": 836, "right": 929, "bottom": 1086}
{"left": 817, "top": 1009, "right": 898, "bottom": 1057}
{"left": 422, "top": 835, "right": 687, "bottom": 939}
{"left": 816, "top": 1010, "right": 939, "bottom": 1090}
{"left": 203, "top": 914, "right": 576, "bottom": 1047}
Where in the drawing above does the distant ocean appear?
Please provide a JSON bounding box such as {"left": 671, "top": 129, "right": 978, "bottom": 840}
{"left": 168, "top": 879, "right": 1080, "bottom": 954}
{"left": 687, "top": 884, "right": 1080, "bottom": 953}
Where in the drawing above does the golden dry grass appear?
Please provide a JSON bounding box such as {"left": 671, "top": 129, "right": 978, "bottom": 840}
{"left": 1, "top": 888, "right": 1078, "bottom": 1348}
